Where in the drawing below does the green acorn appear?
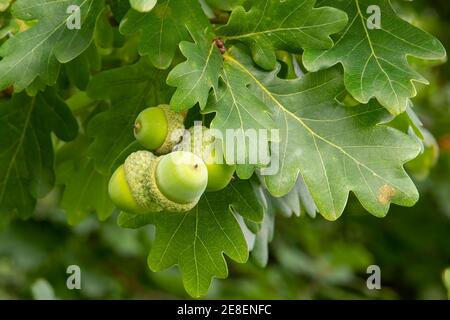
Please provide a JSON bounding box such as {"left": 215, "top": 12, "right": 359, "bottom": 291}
{"left": 175, "top": 126, "right": 235, "bottom": 192}
{"left": 108, "top": 150, "right": 208, "bottom": 214}
{"left": 108, "top": 164, "right": 144, "bottom": 215}
{"left": 134, "top": 105, "right": 185, "bottom": 154}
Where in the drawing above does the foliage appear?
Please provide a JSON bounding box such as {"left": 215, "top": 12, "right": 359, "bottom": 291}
{"left": 0, "top": 0, "right": 448, "bottom": 298}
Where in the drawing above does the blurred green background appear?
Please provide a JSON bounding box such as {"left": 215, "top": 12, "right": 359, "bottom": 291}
{"left": 0, "top": 0, "right": 449, "bottom": 300}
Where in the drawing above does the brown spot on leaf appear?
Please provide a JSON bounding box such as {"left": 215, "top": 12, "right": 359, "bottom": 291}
{"left": 377, "top": 185, "right": 396, "bottom": 205}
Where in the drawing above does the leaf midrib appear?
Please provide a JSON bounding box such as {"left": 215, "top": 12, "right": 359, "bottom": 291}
{"left": 1, "top": 0, "right": 91, "bottom": 80}
{"left": 0, "top": 97, "right": 35, "bottom": 204}
{"left": 224, "top": 20, "right": 347, "bottom": 41}
{"left": 177, "top": 42, "right": 216, "bottom": 107}
{"left": 224, "top": 54, "right": 415, "bottom": 205}
{"left": 354, "top": 0, "right": 399, "bottom": 107}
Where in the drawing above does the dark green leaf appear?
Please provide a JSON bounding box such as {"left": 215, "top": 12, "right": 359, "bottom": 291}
{"left": 303, "top": 0, "right": 447, "bottom": 114}
{"left": 0, "top": 90, "right": 78, "bottom": 218}
{"left": 218, "top": 0, "right": 348, "bottom": 70}
{"left": 0, "top": 0, "right": 105, "bottom": 91}
{"left": 119, "top": 0, "right": 210, "bottom": 69}
{"left": 119, "top": 179, "right": 263, "bottom": 297}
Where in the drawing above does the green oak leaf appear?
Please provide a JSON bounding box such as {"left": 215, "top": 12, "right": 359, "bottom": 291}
{"left": 119, "top": 0, "right": 210, "bottom": 69}
{"left": 0, "top": 0, "right": 104, "bottom": 91}
{"left": 64, "top": 43, "right": 100, "bottom": 91}
{"left": 167, "top": 27, "right": 223, "bottom": 111}
{"left": 86, "top": 59, "right": 173, "bottom": 175}
{"left": 58, "top": 158, "right": 113, "bottom": 225}
{"left": 130, "top": 0, "right": 157, "bottom": 12}
{"left": 227, "top": 178, "right": 264, "bottom": 223}
{"left": 202, "top": 50, "right": 276, "bottom": 169}
{"left": 303, "top": 0, "right": 446, "bottom": 115}
{"left": 226, "top": 46, "right": 421, "bottom": 220}
{"left": 94, "top": 8, "right": 114, "bottom": 50}
{"left": 57, "top": 135, "right": 114, "bottom": 225}
{"left": 0, "top": 90, "right": 78, "bottom": 219}
{"left": 387, "top": 103, "right": 425, "bottom": 141}
{"left": 118, "top": 179, "right": 263, "bottom": 297}
{"left": 217, "top": 0, "right": 348, "bottom": 70}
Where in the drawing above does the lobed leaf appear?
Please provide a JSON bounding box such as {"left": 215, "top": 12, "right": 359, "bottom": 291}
{"left": 167, "top": 27, "right": 223, "bottom": 111}
{"left": 119, "top": 179, "right": 263, "bottom": 297}
{"left": 0, "top": 91, "right": 78, "bottom": 218}
{"left": 226, "top": 46, "right": 421, "bottom": 220}
{"left": 303, "top": 0, "right": 447, "bottom": 114}
{"left": 57, "top": 135, "right": 114, "bottom": 225}
{"left": 203, "top": 49, "right": 276, "bottom": 170}
{"left": 218, "top": 0, "right": 348, "bottom": 70}
{"left": 120, "top": 0, "right": 210, "bottom": 69}
{"left": 0, "top": 0, "right": 104, "bottom": 91}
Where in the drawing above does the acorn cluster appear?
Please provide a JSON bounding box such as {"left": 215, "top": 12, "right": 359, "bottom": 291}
{"left": 108, "top": 105, "right": 236, "bottom": 214}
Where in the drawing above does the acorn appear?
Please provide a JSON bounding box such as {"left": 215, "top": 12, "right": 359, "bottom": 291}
{"left": 108, "top": 164, "right": 144, "bottom": 215}
{"left": 108, "top": 150, "right": 208, "bottom": 214}
{"left": 134, "top": 105, "right": 185, "bottom": 154}
{"left": 175, "top": 126, "right": 235, "bottom": 192}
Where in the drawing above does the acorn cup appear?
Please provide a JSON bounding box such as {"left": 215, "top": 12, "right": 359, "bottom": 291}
{"left": 134, "top": 104, "right": 185, "bottom": 154}
{"left": 108, "top": 150, "right": 208, "bottom": 214}
{"left": 175, "top": 126, "right": 236, "bottom": 192}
